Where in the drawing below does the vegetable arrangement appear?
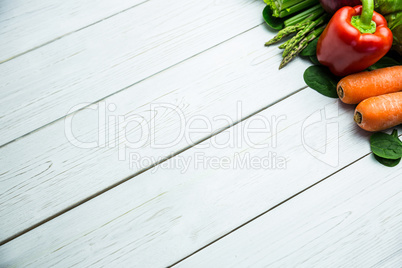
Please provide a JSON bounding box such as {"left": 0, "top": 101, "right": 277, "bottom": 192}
{"left": 263, "top": 0, "right": 329, "bottom": 68}
{"left": 262, "top": 0, "right": 402, "bottom": 166}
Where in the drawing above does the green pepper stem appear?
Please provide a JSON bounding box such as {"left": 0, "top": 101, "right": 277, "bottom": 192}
{"left": 351, "top": 0, "right": 376, "bottom": 34}
{"left": 360, "top": 0, "right": 374, "bottom": 26}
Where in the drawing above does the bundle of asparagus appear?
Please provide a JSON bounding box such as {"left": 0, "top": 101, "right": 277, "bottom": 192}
{"left": 263, "top": 0, "right": 329, "bottom": 68}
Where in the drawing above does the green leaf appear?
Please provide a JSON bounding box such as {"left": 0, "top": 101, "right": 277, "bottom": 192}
{"left": 300, "top": 37, "right": 318, "bottom": 57}
{"left": 303, "top": 65, "right": 339, "bottom": 98}
{"left": 391, "top": 129, "right": 400, "bottom": 139}
{"left": 370, "top": 130, "right": 402, "bottom": 160}
{"left": 368, "top": 56, "right": 400, "bottom": 70}
{"left": 262, "top": 5, "right": 285, "bottom": 30}
{"left": 309, "top": 54, "right": 320, "bottom": 65}
{"left": 374, "top": 154, "right": 401, "bottom": 167}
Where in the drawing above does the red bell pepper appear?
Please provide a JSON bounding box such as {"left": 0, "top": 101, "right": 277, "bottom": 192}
{"left": 317, "top": 0, "right": 393, "bottom": 76}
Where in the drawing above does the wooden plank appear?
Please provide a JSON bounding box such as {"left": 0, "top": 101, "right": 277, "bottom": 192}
{"left": 175, "top": 156, "right": 402, "bottom": 267}
{"left": 0, "top": 0, "right": 146, "bottom": 63}
{"left": 0, "top": 89, "right": 384, "bottom": 267}
{"left": 0, "top": 0, "right": 265, "bottom": 146}
{"left": 0, "top": 25, "right": 312, "bottom": 242}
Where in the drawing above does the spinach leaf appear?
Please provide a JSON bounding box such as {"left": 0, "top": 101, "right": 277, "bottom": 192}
{"left": 299, "top": 37, "right": 321, "bottom": 65}
{"left": 262, "top": 5, "right": 285, "bottom": 30}
{"left": 309, "top": 55, "right": 320, "bottom": 65}
{"left": 374, "top": 154, "right": 401, "bottom": 167}
{"left": 300, "top": 37, "right": 319, "bottom": 57}
{"left": 368, "top": 56, "right": 400, "bottom": 70}
{"left": 391, "top": 129, "right": 400, "bottom": 139}
{"left": 303, "top": 65, "right": 339, "bottom": 98}
{"left": 370, "top": 130, "right": 402, "bottom": 160}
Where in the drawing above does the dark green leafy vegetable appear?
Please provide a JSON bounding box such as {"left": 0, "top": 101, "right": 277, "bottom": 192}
{"left": 374, "top": 0, "right": 402, "bottom": 15}
{"left": 385, "top": 12, "right": 402, "bottom": 54}
{"left": 371, "top": 129, "right": 402, "bottom": 167}
{"left": 309, "top": 55, "right": 320, "bottom": 64}
{"left": 263, "top": 5, "right": 285, "bottom": 30}
{"left": 370, "top": 129, "right": 402, "bottom": 160}
{"left": 375, "top": 0, "right": 402, "bottom": 54}
{"left": 374, "top": 154, "right": 401, "bottom": 167}
{"left": 303, "top": 65, "right": 340, "bottom": 97}
{"left": 298, "top": 37, "right": 320, "bottom": 64}
{"left": 368, "top": 56, "right": 400, "bottom": 70}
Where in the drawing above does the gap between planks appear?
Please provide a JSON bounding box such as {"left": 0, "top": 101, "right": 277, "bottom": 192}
{"left": 1, "top": 87, "right": 391, "bottom": 266}
{"left": 0, "top": 22, "right": 263, "bottom": 150}
{"left": 169, "top": 152, "right": 372, "bottom": 267}
{"left": 0, "top": 0, "right": 150, "bottom": 65}
{"left": 0, "top": 86, "right": 306, "bottom": 247}
{"left": 171, "top": 152, "right": 402, "bottom": 267}
{"left": 0, "top": 19, "right": 310, "bottom": 244}
{"left": 0, "top": 90, "right": 398, "bottom": 263}
{"left": 169, "top": 133, "right": 402, "bottom": 267}
{"left": 0, "top": 0, "right": 266, "bottom": 147}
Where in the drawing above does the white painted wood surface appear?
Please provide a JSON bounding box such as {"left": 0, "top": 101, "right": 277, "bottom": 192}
{"left": 0, "top": 0, "right": 265, "bottom": 146}
{"left": 0, "top": 25, "right": 311, "bottom": 242}
{"left": 176, "top": 156, "right": 402, "bottom": 268}
{"left": 0, "top": 90, "right": 390, "bottom": 267}
{"left": 0, "top": 0, "right": 146, "bottom": 63}
{"left": 1, "top": 0, "right": 401, "bottom": 266}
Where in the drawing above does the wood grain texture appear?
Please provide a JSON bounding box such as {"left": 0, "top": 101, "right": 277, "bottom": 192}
{"left": 0, "top": 0, "right": 265, "bottom": 146}
{"left": 0, "top": 89, "right": 383, "bottom": 267}
{"left": 0, "top": 0, "right": 146, "bottom": 63}
{"left": 0, "top": 25, "right": 312, "bottom": 242}
{"left": 176, "top": 156, "right": 402, "bottom": 268}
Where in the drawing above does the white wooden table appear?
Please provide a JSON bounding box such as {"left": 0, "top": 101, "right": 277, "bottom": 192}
{"left": 1, "top": 0, "right": 401, "bottom": 267}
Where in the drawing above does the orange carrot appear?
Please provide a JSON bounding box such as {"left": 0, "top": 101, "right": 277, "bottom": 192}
{"left": 337, "top": 66, "right": 402, "bottom": 104}
{"left": 354, "top": 92, "right": 402, "bottom": 132}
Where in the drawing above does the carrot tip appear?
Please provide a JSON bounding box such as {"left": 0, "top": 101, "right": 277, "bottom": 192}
{"left": 354, "top": 111, "right": 362, "bottom": 124}
{"left": 337, "top": 85, "right": 344, "bottom": 99}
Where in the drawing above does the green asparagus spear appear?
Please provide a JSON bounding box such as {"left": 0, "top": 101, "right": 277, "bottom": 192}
{"left": 282, "top": 14, "right": 328, "bottom": 57}
{"left": 278, "top": 20, "right": 314, "bottom": 49}
{"left": 265, "top": 22, "right": 309, "bottom": 46}
{"left": 279, "top": 25, "right": 325, "bottom": 69}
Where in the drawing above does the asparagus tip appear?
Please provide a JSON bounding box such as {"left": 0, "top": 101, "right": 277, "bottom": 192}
{"left": 279, "top": 60, "right": 286, "bottom": 69}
